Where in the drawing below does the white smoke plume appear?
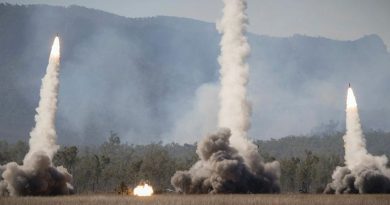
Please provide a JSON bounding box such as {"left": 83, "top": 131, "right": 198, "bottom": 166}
{"left": 217, "top": 0, "right": 251, "bottom": 152}
{"left": 171, "top": 0, "right": 280, "bottom": 193}
{"left": 325, "top": 87, "right": 390, "bottom": 194}
{"left": 169, "top": 83, "right": 219, "bottom": 144}
{"left": 0, "top": 36, "right": 74, "bottom": 196}
{"left": 25, "top": 37, "right": 61, "bottom": 163}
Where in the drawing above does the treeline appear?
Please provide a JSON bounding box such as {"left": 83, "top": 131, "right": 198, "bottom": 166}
{"left": 256, "top": 130, "right": 390, "bottom": 158}
{"left": 1, "top": 131, "right": 390, "bottom": 193}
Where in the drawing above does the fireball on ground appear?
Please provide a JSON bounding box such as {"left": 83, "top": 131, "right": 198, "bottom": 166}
{"left": 133, "top": 183, "right": 154, "bottom": 197}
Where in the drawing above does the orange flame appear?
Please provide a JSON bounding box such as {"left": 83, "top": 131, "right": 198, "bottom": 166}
{"left": 347, "top": 87, "right": 357, "bottom": 109}
{"left": 133, "top": 183, "right": 154, "bottom": 196}
{"left": 50, "top": 36, "right": 60, "bottom": 59}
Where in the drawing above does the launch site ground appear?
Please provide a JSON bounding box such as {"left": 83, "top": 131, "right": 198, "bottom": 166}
{"left": 1, "top": 194, "right": 390, "bottom": 205}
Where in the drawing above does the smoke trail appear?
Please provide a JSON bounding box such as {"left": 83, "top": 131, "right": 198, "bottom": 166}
{"left": 217, "top": 0, "right": 251, "bottom": 152}
{"left": 25, "top": 36, "right": 61, "bottom": 163}
{"left": 343, "top": 88, "right": 371, "bottom": 170}
{"left": 325, "top": 87, "right": 390, "bottom": 194}
{"left": 0, "top": 36, "right": 74, "bottom": 196}
{"left": 171, "top": 0, "right": 280, "bottom": 193}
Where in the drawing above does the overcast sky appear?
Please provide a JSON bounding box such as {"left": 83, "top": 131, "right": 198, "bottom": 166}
{"left": 2, "top": 0, "right": 390, "bottom": 48}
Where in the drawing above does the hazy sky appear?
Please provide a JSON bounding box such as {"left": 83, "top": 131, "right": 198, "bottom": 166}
{"left": 2, "top": 0, "right": 390, "bottom": 48}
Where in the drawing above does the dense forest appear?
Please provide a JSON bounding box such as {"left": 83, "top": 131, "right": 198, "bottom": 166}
{"left": 1, "top": 131, "right": 389, "bottom": 194}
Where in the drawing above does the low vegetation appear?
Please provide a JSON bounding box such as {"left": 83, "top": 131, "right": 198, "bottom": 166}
{"left": 1, "top": 130, "right": 390, "bottom": 194}
{"left": 1, "top": 194, "right": 390, "bottom": 205}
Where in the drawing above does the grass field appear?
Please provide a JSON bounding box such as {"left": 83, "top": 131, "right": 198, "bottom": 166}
{"left": 1, "top": 194, "right": 390, "bottom": 205}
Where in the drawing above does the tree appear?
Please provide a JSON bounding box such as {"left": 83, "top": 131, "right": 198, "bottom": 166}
{"left": 280, "top": 157, "right": 300, "bottom": 192}
{"left": 297, "top": 150, "right": 319, "bottom": 193}
{"left": 53, "top": 146, "right": 78, "bottom": 173}
{"left": 10, "top": 141, "right": 28, "bottom": 164}
{"left": 138, "top": 143, "right": 175, "bottom": 192}
{"left": 116, "top": 181, "right": 129, "bottom": 195}
{"left": 92, "top": 154, "right": 110, "bottom": 192}
{"left": 0, "top": 140, "right": 10, "bottom": 164}
{"left": 314, "top": 155, "right": 342, "bottom": 193}
{"left": 108, "top": 131, "right": 120, "bottom": 146}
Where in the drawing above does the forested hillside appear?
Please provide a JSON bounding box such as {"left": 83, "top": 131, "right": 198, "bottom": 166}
{"left": 0, "top": 3, "right": 389, "bottom": 144}
{"left": 257, "top": 131, "right": 390, "bottom": 159}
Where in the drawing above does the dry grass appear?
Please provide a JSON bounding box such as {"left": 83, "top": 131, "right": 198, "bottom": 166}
{"left": 1, "top": 194, "right": 390, "bottom": 205}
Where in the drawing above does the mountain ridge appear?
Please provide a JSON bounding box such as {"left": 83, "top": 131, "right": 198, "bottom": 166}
{"left": 0, "top": 3, "right": 389, "bottom": 145}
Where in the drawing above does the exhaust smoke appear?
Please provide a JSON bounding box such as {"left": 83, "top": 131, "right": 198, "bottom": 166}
{"left": 324, "top": 87, "right": 390, "bottom": 194}
{"left": 171, "top": 0, "right": 280, "bottom": 194}
{"left": 171, "top": 128, "right": 280, "bottom": 193}
{"left": 0, "top": 36, "right": 74, "bottom": 196}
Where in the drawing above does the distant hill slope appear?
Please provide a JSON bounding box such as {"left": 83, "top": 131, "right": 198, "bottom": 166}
{"left": 0, "top": 4, "right": 389, "bottom": 144}
{"left": 256, "top": 131, "right": 390, "bottom": 159}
